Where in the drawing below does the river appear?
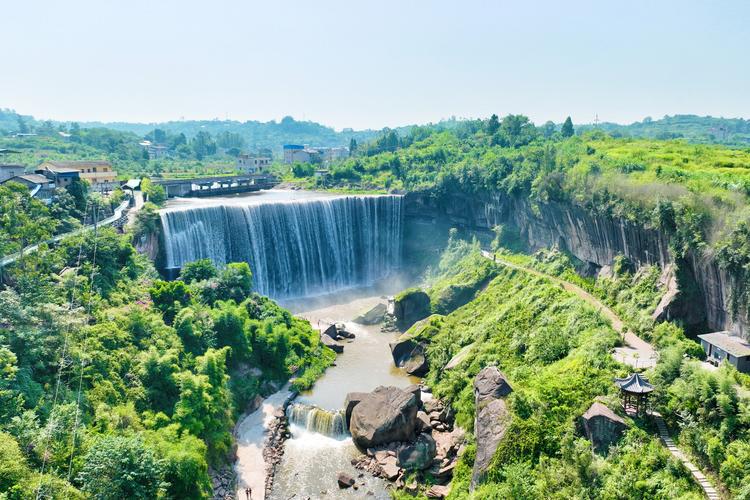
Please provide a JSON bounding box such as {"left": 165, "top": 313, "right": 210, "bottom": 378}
{"left": 268, "top": 282, "right": 419, "bottom": 499}
{"left": 168, "top": 190, "right": 417, "bottom": 498}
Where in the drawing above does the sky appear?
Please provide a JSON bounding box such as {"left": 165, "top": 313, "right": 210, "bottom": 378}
{"left": 1, "top": 0, "right": 748, "bottom": 130}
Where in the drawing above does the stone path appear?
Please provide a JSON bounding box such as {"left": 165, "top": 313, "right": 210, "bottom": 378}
{"left": 653, "top": 413, "right": 721, "bottom": 499}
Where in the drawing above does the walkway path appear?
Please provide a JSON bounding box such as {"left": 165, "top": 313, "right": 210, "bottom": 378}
{"left": 479, "top": 249, "right": 721, "bottom": 498}
{"left": 654, "top": 413, "right": 721, "bottom": 499}
{"left": 0, "top": 199, "right": 130, "bottom": 268}
{"left": 234, "top": 385, "right": 292, "bottom": 500}
{"left": 480, "top": 250, "right": 658, "bottom": 368}
{"left": 126, "top": 190, "right": 144, "bottom": 228}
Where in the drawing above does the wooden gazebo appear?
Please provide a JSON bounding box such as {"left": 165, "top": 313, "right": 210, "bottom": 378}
{"left": 615, "top": 373, "right": 654, "bottom": 416}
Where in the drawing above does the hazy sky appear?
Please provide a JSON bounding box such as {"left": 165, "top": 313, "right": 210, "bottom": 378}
{"left": 2, "top": 0, "right": 748, "bottom": 129}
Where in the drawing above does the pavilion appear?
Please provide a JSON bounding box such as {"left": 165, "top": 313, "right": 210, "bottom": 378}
{"left": 615, "top": 373, "right": 654, "bottom": 416}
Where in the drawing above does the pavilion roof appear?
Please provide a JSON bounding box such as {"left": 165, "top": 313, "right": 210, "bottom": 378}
{"left": 615, "top": 373, "right": 654, "bottom": 394}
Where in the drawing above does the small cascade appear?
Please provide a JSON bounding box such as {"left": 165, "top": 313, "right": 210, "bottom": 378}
{"left": 287, "top": 403, "right": 348, "bottom": 438}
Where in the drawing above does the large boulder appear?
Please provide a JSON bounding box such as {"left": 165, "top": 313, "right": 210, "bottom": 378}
{"left": 321, "top": 333, "right": 344, "bottom": 353}
{"left": 581, "top": 402, "right": 628, "bottom": 453}
{"left": 337, "top": 472, "right": 355, "bottom": 488}
{"left": 398, "top": 433, "right": 437, "bottom": 471}
{"left": 471, "top": 367, "right": 513, "bottom": 490}
{"left": 353, "top": 302, "right": 388, "bottom": 325}
{"left": 349, "top": 386, "right": 419, "bottom": 450}
{"left": 393, "top": 288, "right": 431, "bottom": 328}
{"left": 343, "top": 391, "right": 368, "bottom": 429}
{"left": 389, "top": 337, "right": 429, "bottom": 376}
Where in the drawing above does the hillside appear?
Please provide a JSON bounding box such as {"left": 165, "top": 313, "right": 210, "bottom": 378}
{"left": 578, "top": 115, "right": 750, "bottom": 147}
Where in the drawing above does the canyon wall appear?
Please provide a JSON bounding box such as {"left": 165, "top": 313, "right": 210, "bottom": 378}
{"left": 405, "top": 190, "right": 747, "bottom": 337}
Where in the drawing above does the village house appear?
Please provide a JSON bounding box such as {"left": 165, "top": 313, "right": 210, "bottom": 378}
{"left": 0, "top": 164, "right": 26, "bottom": 182}
{"left": 698, "top": 331, "right": 750, "bottom": 373}
{"left": 237, "top": 153, "right": 272, "bottom": 174}
{"left": 1, "top": 173, "right": 56, "bottom": 202}
{"left": 37, "top": 160, "right": 118, "bottom": 192}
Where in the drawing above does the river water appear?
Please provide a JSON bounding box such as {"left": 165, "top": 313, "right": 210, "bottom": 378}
{"left": 270, "top": 282, "right": 419, "bottom": 499}
{"left": 163, "top": 190, "right": 418, "bottom": 498}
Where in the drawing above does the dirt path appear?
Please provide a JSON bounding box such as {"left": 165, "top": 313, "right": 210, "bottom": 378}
{"left": 479, "top": 250, "right": 726, "bottom": 497}
{"left": 480, "top": 250, "right": 658, "bottom": 368}
{"left": 234, "top": 385, "right": 292, "bottom": 500}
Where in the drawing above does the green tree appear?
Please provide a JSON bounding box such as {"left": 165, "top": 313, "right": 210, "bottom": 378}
{"left": 149, "top": 280, "right": 191, "bottom": 324}
{"left": 79, "top": 435, "right": 165, "bottom": 500}
{"left": 138, "top": 348, "right": 180, "bottom": 415}
{"left": 146, "top": 425, "right": 212, "bottom": 499}
{"left": 487, "top": 114, "right": 500, "bottom": 135}
{"left": 349, "top": 138, "right": 358, "bottom": 156}
{"left": 216, "top": 262, "right": 253, "bottom": 302}
{"left": 180, "top": 259, "right": 217, "bottom": 284}
{"left": 561, "top": 116, "right": 574, "bottom": 138}
{"left": 174, "top": 348, "right": 233, "bottom": 462}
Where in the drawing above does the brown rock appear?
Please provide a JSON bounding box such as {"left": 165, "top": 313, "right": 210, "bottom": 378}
{"left": 337, "top": 472, "right": 355, "bottom": 488}
{"left": 426, "top": 485, "right": 450, "bottom": 498}
{"left": 349, "top": 386, "right": 419, "bottom": 450}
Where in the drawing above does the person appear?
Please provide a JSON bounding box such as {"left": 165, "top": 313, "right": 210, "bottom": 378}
{"left": 245, "top": 487, "right": 252, "bottom": 499}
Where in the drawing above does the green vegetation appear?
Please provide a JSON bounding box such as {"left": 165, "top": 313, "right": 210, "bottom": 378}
{"left": 409, "top": 242, "right": 702, "bottom": 498}
{"left": 0, "top": 198, "right": 333, "bottom": 497}
{"left": 400, "top": 237, "right": 750, "bottom": 498}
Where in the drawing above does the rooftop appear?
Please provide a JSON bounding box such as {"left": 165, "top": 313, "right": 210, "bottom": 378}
{"left": 18, "top": 174, "right": 53, "bottom": 184}
{"left": 698, "top": 331, "right": 750, "bottom": 358}
{"left": 582, "top": 402, "right": 627, "bottom": 424}
{"left": 615, "top": 373, "right": 654, "bottom": 394}
{"left": 39, "top": 165, "right": 81, "bottom": 174}
{"left": 1, "top": 174, "right": 50, "bottom": 185}
{"left": 0, "top": 163, "right": 25, "bottom": 169}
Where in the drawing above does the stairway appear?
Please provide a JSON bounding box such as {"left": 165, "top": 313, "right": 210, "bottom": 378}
{"left": 653, "top": 414, "right": 720, "bottom": 499}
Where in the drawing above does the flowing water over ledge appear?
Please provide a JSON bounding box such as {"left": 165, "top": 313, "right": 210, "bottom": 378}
{"left": 160, "top": 190, "right": 403, "bottom": 299}
{"left": 269, "top": 287, "right": 419, "bottom": 499}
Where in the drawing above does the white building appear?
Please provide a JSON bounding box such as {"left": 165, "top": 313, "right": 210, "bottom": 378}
{"left": 237, "top": 154, "right": 272, "bottom": 174}
{"left": 0, "top": 164, "right": 26, "bottom": 182}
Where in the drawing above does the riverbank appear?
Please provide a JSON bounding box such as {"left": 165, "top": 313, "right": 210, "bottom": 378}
{"left": 234, "top": 386, "right": 294, "bottom": 500}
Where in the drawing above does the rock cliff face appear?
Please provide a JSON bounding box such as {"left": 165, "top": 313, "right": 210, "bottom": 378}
{"left": 405, "top": 191, "right": 748, "bottom": 337}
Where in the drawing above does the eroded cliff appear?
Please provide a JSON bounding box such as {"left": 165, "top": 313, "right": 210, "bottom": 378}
{"left": 405, "top": 190, "right": 747, "bottom": 337}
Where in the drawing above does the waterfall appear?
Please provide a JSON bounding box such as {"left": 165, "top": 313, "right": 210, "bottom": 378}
{"left": 287, "top": 403, "right": 348, "bottom": 438}
{"left": 160, "top": 195, "right": 403, "bottom": 298}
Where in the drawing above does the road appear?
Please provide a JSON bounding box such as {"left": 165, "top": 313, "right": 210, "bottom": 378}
{"left": 0, "top": 199, "right": 130, "bottom": 268}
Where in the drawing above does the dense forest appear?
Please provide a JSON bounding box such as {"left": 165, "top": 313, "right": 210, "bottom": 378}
{"left": 0, "top": 186, "right": 332, "bottom": 498}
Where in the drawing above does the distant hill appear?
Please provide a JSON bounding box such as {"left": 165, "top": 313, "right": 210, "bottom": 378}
{"left": 577, "top": 114, "right": 750, "bottom": 147}
{"left": 0, "top": 109, "right": 385, "bottom": 152}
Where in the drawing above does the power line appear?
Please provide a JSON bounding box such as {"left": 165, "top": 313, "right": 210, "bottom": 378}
{"left": 35, "top": 200, "right": 93, "bottom": 500}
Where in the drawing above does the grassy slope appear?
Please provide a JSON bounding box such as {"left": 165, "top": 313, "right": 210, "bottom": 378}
{"left": 406, "top": 246, "right": 701, "bottom": 499}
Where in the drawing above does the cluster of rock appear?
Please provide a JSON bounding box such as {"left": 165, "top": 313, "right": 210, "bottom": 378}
{"left": 344, "top": 385, "right": 464, "bottom": 499}
{"left": 209, "top": 465, "right": 236, "bottom": 500}
{"left": 319, "top": 322, "right": 356, "bottom": 354}
{"left": 262, "top": 392, "right": 297, "bottom": 497}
